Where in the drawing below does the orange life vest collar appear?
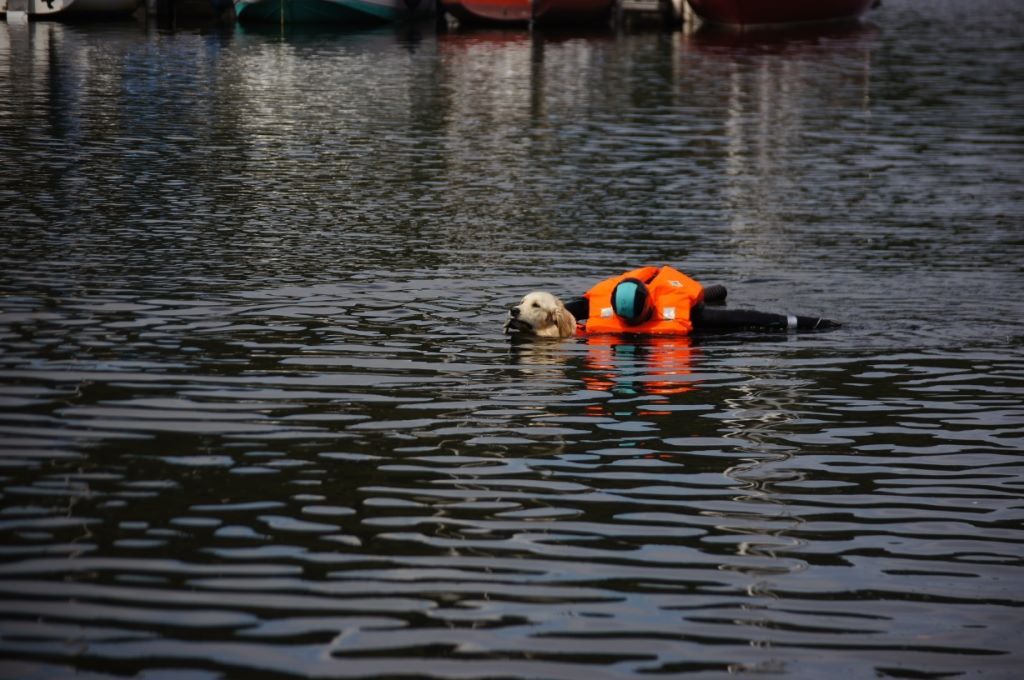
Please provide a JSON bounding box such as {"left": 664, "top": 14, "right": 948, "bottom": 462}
{"left": 581, "top": 265, "right": 704, "bottom": 336}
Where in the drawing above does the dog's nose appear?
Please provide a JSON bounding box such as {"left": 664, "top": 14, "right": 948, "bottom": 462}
{"left": 509, "top": 307, "right": 520, "bottom": 318}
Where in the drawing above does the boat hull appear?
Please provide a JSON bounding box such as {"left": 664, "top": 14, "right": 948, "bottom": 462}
{"left": 685, "top": 0, "right": 874, "bottom": 27}
{"left": 0, "top": 0, "right": 139, "bottom": 16}
{"left": 234, "top": 0, "right": 429, "bottom": 23}
{"left": 441, "top": 0, "right": 612, "bottom": 26}
{"left": 441, "top": 0, "right": 529, "bottom": 24}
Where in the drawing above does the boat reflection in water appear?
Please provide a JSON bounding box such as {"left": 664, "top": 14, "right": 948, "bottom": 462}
{"left": 677, "top": 20, "right": 878, "bottom": 284}
{"left": 684, "top": 17, "right": 880, "bottom": 52}
{"left": 433, "top": 25, "right": 615, "bottom": 238}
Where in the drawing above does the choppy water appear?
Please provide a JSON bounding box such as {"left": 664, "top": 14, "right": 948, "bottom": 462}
{"left": 1, "top": 1, "right": 1023, "bottom": 677}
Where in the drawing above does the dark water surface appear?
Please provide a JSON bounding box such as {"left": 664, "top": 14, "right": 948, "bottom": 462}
{"left": 2, "top": 1, "right": 1023, "bottom": 677}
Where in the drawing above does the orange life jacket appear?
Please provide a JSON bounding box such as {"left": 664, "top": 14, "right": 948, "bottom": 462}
{"left": 581, "top": 265, "right": 705, "bottom": 336}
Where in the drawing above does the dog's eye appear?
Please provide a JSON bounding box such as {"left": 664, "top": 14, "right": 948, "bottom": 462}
{"left": 532, "top": 302, "right": 540, "bottom": 308}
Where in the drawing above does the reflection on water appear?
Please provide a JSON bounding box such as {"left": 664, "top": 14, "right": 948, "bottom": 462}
{"left": 1, "top": 1, "right": 1023, "bottom": 678}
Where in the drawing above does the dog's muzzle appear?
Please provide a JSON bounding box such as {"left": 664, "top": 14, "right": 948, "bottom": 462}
{"left": 503, "top": 306, "right": 531, "bottom": 334}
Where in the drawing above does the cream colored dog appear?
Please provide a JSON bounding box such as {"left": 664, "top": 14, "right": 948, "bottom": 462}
{"left": 504, "top": 291, "right": 577, "bottom": 339}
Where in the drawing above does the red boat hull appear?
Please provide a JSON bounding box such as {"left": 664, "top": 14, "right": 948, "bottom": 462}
{"left": 443, "top": 0, "right": 530, "bottom": 24}
{"left": 685, "top": 0, "right": 874, "bottom": 27}
{"left": 442, "top": 0, "right": 612, "bottom": 25}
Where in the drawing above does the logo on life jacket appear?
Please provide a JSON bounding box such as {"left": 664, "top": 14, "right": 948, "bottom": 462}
{"left": 582, "top": 265, "right": 704, "bottom": 336}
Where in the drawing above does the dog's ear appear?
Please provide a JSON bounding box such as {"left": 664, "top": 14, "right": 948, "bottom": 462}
{"left": 554, "top": 304, "right": 577, "bottom": 338}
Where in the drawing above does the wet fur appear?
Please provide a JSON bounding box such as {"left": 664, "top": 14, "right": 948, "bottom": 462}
{"left": 504, "top": 291, "right": 577, "bottom": 339}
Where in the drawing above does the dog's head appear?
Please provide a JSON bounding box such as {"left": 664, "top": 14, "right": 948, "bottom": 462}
{"left": 504, "top": 291, "right": 577, "bottom": 339}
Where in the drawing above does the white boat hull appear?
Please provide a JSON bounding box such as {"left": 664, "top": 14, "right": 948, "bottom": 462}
{"left": 1, "top": 0, "right": 140, "bottom": 17}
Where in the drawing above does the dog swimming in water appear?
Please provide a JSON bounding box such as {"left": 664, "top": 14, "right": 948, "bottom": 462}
{"left": 504, "top": 291, "right": 577, "bottom": 338}
{"left": 504, "top": 265, "right": 839, "bottom": 339}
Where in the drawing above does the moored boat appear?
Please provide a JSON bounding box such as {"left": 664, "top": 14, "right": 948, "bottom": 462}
{"left": 442, "top": 0, "right": 528, "bottom": 24}
{"left": 234, "top": 0, "right": 432, "bottom": 24}
{"left": 441, "top": 0, "right": 613, "bottom": 26}
{"left": 0, "top": 0, "right": 139, "bottom": 18}
{"left": 685, "top": 0, "right": 875, "bottom": 28}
